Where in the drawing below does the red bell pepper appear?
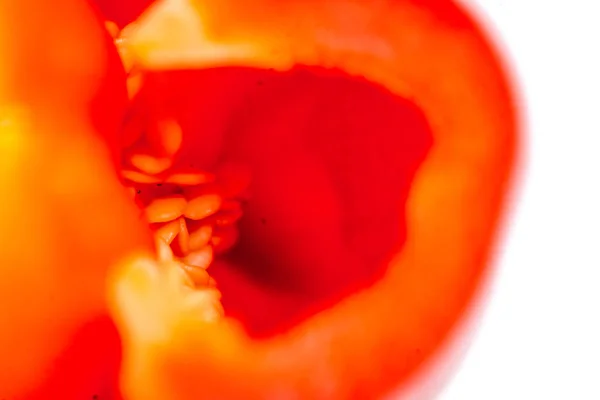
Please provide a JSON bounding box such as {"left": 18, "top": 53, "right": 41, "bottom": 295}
{"left": 0, "top": 0, "right": 518, "bottom": 398}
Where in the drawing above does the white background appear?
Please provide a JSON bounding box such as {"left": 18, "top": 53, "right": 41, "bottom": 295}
{"left": 440, "top": 1, "right": 600, "bottom": 399}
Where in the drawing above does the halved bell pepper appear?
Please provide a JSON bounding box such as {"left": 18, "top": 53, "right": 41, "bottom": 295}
{"left": 0, "top": 0, "right": 518, "bottom": 398}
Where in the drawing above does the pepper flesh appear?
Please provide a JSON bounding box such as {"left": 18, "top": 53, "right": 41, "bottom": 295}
{"left": 0, "top": 0, "right": 150, "bottom": 397}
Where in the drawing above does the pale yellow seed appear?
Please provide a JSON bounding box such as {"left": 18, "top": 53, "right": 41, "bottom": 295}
{"left": 180, "top": 263, "right": 211, "bottom": 287}
{"left": 148, "top": 118, "right": 183, "bottom": 156}
{"left": 188, "top": 224, "right": 213, "bottom": 251}
{"left": 184, "top": 194, "right": 222, "bottom": 220}
{"left": 145, "top": 195, "right": 186, "bottom": 223}
{"left": 129, "top": 153, "right": 172, "bottom": 175}
{"left": 155, "top": 219, "right": 181, "bottom": 245}
{"left": 165, "top": 171, "right": 214, "bottom": 186}
{"left": 178, "top": 217, "right": 190, "bottom": 255}
{"left": 184, "top": 246, "right": 213, "bottom": 270}
{"left": 121, "top": 170, "right": 161, "bottom": 184}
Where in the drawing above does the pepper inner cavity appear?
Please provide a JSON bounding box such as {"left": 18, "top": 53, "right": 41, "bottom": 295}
{"left": 110, "top": 22, "right": 433, "bottom": 337}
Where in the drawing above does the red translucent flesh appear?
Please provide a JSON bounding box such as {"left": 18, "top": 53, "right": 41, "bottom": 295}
{"left": 214, "top": 163, "right": 252, "bottom": 198}
{"left": 88, "top": 23, "right": 129, "bottom": 168}
{"left": 23, "top": 317, "right": 123, "bottom": 400}
{"left": 90, "top": 0, "right": 156, "bottom": 28}
{"left": 133, "top": 66, "right": 432, "bottom": 338}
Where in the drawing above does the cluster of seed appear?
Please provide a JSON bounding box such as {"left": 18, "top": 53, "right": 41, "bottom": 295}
{"left": 108, "top": 22, "right": 249, "bottom": 297}
{"left": 124, "top": 158, "right": 248, "bottom": 288}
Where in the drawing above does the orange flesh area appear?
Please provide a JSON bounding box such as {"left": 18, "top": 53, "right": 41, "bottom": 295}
{"left": 121, "top": 65, "right": 432, "bottom": 338}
